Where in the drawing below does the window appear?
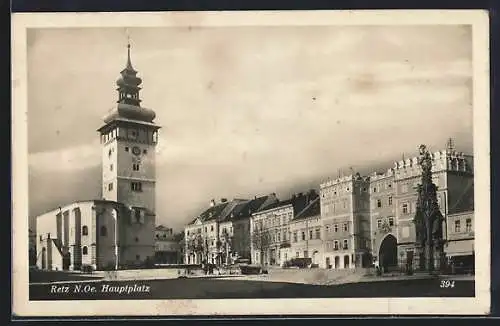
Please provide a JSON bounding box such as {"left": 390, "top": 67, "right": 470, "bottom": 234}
{"left": 143, "top": 149, "right": 147, "bottom": 154}
{"left": 455, "top": 220, "right": 461, "bottom": 233}
{"left": 39, "top": 235, "right": 42, "bottom": 242}
{"left": 82, "top": 225, "right": 88, "bottom": 236}
{"left": 277, "top": 232, "right": 281, "bottom": 242}
{"left": 82, "top": 246, "right": 88, "bottom": 255}
{"left": 100, "top": 226, "right": 107, "bottom": 237}
{"left": 296, "top": 252, "right": 300, "bottom": 258}
{"left": 326, "top": 225, "right": 330, "bottom": 233}
{"left": 108, "top": 149, "right": 112, "bottom": 157}
{"left": 283, "top": 231, "right": 287, "bottom": 241}
{"left": 363, "top": 187, "right": 367, "bottom": 192}
{"left": 402, "top": 184, "right": 408, "bottom": 193}
{"left": 187, "top": 231, "right": 190, "bottom": 236}
{"left": 293, "top": 232, "right": 297, "bottom": 242}
{"left": 133, "top": 164, "right": 140, "bottom": 171}
{"left": 304, "top": 250, "right": 309, "bottom": 258}
{"left": 402, "top": 203, "right": 409, "bottom": 214}
{"left": 211, "top": 240, "right": 215, "bottom": 246}
{"left": 125, "top": 147, "right": 129, "bottom": 152}
{"left": 315, "top": 228, "right": 321, "bottom": 239}
{"left": 334, "top": 224, "right": 338, "bottom": 232}
{"left": 136, "top": 255, "right": 140, "bottom": 260}
{"left": 377, "top": 199, "right": 382, "bottom": 208}
{"left": 204, "top": 227, "right": 207, "bottom": 232}
{"left": 388, "top": 196, "right": 393, "bottom": 206}
{"left": 466, "top": 219, "right": 472, "bottom": 232}
{"left": 373, "top": 187, "right": 377, "bottom": 193}
{"left": 343, "top": 239, "right": 348, "bottom": 250}
{"left": 334, "top": 240, "right": 339, "bottom": 250}
{"left": 108, "top": 182, "right": 113, "bottom": 191}
{"left": 135, "top": 237, "right": 139, "bottom": 242}
{"left": 309, "top": 230, "right": 313, "bottom": 240}
{"left": 131, "top": 182, "right": 142, "bottom": 192}
{"left": 110, "top": 164, "right": 113, "bottom": 171}
{"left": 388, "top": 217, "right": 394, "bottom": 227}
{"left": 156, "top": 234, "right": 159, "bottom": 239}
{"left": 211, "top": 225, "right": 214, "bottom": 231}
{"left": 377, "top": 219, "right": 382, "bottom": 229}
{"left": 388, "top": 183, "right": 392, "bottom": 188}
{"left": 301, "top": 231, "right": 306, "bottom": 241}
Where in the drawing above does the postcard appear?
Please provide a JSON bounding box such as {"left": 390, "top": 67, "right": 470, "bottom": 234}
{"left": 12, "top": 10, "right": 490, "bottom": 316}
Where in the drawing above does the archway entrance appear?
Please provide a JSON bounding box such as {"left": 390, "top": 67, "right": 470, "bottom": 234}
{"left": 343, "top": 255, "right": 350, "bottom": 269}
{"left": 379, "top": 234, "right": 398, "bottom": 272}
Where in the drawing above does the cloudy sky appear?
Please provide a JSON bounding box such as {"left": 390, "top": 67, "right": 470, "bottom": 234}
{"left": 27, "top": 25, "right": 473, "bottom": 231}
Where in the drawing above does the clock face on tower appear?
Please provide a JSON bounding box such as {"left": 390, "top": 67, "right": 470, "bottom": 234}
{"left": 132, "top": 146, "right": 141, "bottom": 156}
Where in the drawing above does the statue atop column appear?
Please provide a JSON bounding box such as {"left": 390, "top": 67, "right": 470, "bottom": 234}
{"left": 413, "top": 145, "right": 444, "bottom": 273}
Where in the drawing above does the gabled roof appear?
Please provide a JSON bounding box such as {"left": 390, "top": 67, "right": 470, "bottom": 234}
{"left": 254, "top": 190, "right": 319, "bottom": 216}
{"left": 293, "top": 196, "right": 321, "bottom": 220}
{"left": 187, "top": 194, "right": 280, "bottom": 225}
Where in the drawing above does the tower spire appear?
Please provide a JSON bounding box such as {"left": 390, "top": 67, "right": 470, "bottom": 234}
{"left": 126, "top": 33, "right": 134, "bottom": 70}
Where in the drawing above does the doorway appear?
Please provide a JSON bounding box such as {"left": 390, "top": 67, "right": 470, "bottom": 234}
{"left": 379, "top": 234, "right": 398, "bottom": 272}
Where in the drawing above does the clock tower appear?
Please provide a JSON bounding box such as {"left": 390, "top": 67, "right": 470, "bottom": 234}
{"left": 97, "top": 42, "right": 160, "bottom": 214}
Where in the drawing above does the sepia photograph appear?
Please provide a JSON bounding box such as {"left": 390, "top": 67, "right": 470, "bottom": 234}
{"left": 12, "top": 10, "right": 490, "bottom": 316}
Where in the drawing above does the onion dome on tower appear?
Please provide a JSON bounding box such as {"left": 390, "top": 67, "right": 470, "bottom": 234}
{"left": 103, "top": 42, "right": 156, "bottom": 124}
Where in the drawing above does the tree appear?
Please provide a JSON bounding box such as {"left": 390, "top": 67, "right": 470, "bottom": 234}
{"left": 251, "top": 228, "right": 272, "bottom": 266}
{"left": 186, "top": 233, "right": 206, "bottom": 264}
{"left": 219, "top": 229, "right": 233, "bottom": 265}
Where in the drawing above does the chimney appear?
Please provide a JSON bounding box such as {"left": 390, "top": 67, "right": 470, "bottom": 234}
{"left": 210, "top": 199, "right": 216, "bottom": 207}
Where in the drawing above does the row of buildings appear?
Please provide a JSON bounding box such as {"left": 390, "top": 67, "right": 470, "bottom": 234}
{"left": 184, "top": 144, "right": 475, "bottom": 270}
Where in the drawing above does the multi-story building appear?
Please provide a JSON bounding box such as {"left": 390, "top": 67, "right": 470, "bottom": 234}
{"left": 289, "top": 196, "right": 322, "bottom": 266}
{"left": 392, "top": 147, "right": 474, "bottom": 269}
{"left": 250, "top": 190, "right": 318, "bottom": 266}
{"left": 184, "top": 195, "right": 278, "bottom": 265}
{"left": 35, "top": 43, "right": 159, "bottom": 271}
{"left": 154, "top": 225, "right": 182, "bottom": 264}
{"left": 320, "top": 174, "right": 371, "bottom": 269}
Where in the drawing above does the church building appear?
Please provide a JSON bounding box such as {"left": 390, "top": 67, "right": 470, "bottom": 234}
{"left": 35, "top": 43, "right": 160, "bottom": 271}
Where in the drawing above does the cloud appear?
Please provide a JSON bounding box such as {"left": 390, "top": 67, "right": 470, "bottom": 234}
{"left": 27, "top": 25, "right": 474, "bottom": 231}
{"left": 29, "top": 141, "right": 101, "bottom": 173}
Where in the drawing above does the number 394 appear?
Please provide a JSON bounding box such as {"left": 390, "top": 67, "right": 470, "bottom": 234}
{"left": 440, "top": 280, "right": 455, "bottom": 288}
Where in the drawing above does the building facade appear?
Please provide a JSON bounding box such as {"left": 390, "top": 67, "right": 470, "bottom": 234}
{"left": 184, "top": 195, "right": 278, "bottom": 265}
{"left": 36, "top": 200, "right": 155, "bottom": 271}
{"left": 250, "top": 190, "right": 318, "bottom": 266}
{"left": 289, "top": 196, "right": 322, "bottom": 266}
{"left": 154, "top": 225, "right": 182, "bottom": 264}
{"left": 320, "top": 174, "right": 371, "bottom": 269}
{"left": 34, "top": 43, "right": 159, "bottom": 271}
{"left": 391, "top": 148, "right": 474, "bottom": 269}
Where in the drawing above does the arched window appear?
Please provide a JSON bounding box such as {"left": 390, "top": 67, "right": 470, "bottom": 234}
{"left": 100, "top": 226, "right": 107, "bottom": 237}
{"left": 82, "top": 246, "right": 88, "bottom": 255}
{"left": 82, "top": 225, "right": 88, "bottom": 236}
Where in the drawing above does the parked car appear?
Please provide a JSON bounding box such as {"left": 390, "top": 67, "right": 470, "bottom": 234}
{"left": 282, "top": 257, "right": 312, "bottom": 269}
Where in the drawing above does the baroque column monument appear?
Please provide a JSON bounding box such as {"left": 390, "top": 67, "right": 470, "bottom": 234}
{"left": 413, "top": 144, "right": 445, "bottom": 273}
